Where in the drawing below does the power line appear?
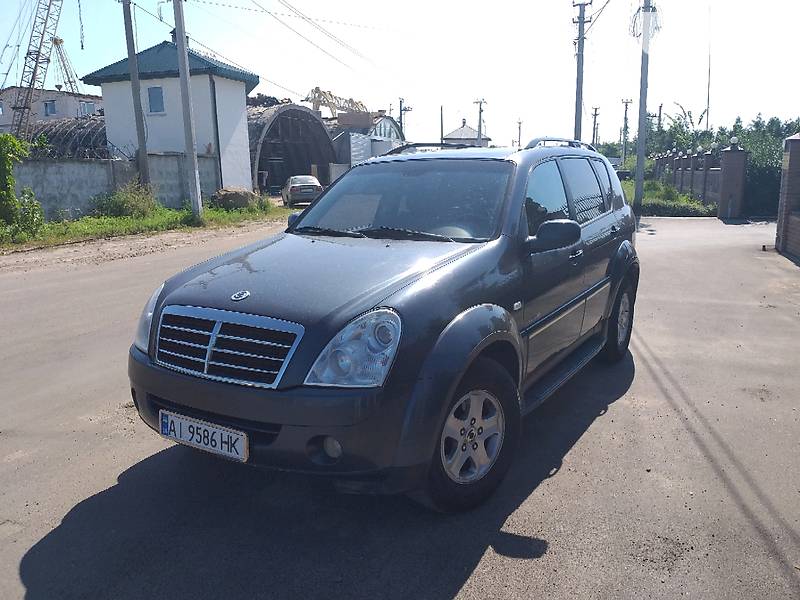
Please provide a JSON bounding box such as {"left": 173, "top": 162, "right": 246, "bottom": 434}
{"left": 584, "top": 0, "right": 611, "bottom": 35}
{"left": 130, "top": 1, "right": 302, "bottom": 97}
{"left": 189, "top": 0, "right": 383, "bottom": 31}
{"left": 276, "top": 0, "right": 370, "bottom": 62}
{"left": 248, "top": 0, "right": 352, "bottom": 69}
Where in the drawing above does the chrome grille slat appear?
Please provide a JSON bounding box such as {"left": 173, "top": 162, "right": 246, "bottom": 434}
{"left": 155, "top": 305, "right": 304, "bottom": 389}
{"left": 212, "top": 347, "right": 282, "bottom": 360}
{"left": 207, "top": 361, "right": 280, "bottom": 375}
{"left": 160, "top": 337, "right": 208, "bottom": 349}
{"left": 161, "top": 324, "right": 213, "bottom": 336}
{"left": 215, "top": 333, "right": 292, "bottom": 348}
{"left": 158, "top": 348, "right": 206, "bottom": 363}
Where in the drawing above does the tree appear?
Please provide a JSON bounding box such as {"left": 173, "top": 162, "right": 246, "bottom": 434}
{"left": 0, "top": 134, "right": 30, "bottom": 225}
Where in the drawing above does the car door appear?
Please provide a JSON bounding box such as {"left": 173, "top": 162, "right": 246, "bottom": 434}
{"left": 560, "top": 157, "right": 618, "bottom": 336}
{"left": 521, "top": 160, "right": 586, "bottom": 376}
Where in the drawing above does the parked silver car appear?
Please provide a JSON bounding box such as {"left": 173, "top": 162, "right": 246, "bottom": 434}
{"left": 281, "top": 175, "right": 323, "bottom": 207}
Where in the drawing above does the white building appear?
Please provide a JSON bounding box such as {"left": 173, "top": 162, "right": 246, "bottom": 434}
{"left": 0, "top": 86, "right": 102, "bottom": 133}
{"left": 82, "top": 40, "right": 258, "bottom": 190}
{"left": 443, "top": 118, "right": 492, "bottom": 148}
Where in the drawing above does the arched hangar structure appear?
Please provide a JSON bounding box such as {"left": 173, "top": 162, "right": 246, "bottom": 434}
{"left": 248, "top": 104, "right": 336, "bottom": 194}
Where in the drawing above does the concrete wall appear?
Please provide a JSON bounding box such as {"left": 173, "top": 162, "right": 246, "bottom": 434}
{"left": 147, "top": 153, "right": 220, "bottom": 208}
{"left": 0, "top": 88, "right": 102, "bottom": 133}
{"left": 13, "top": 153, "right": 221, "bottom": 219}
{"left": 14, "top": 159, "right": 137, "bottom": 219}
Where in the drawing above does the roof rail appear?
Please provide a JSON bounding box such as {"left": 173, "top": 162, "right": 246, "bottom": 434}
{"left": 383, "top": 142, "right": 475, "bottom": 156}
{"left": 525, "top": 137, "right": 597, "bottom": 152}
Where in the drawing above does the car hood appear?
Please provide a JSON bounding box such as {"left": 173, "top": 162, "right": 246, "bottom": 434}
{"left": 161, "top": 232, "right": 479, "bottom": 327}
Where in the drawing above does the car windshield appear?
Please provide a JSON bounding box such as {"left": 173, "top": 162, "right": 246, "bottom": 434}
{"left": 291, "top": 159, "right": 513, "bottom": 241}
{"left": 292, "top": 176, "right": 318, "bottom": 185}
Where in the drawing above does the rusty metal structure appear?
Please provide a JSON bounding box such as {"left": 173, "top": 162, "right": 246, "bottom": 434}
{"left": 51, "top": 36, "right": 80, "bottom": 94}
{"left": 303, "top": 86, "right": 368, "bottom": 118}
{"left": 26, "top": 116, "right": 121, "bottom": 160}
{"left": 11, "top": 0, "right": 64, "bottom": 139}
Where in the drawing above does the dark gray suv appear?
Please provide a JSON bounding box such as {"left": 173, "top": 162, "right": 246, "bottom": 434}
{"left": 128, "top": 138, "right": 639, "bottom": 511}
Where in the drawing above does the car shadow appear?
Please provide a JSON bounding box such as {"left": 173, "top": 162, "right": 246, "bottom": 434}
{"left": 19, "top": 354, "right": 635, "bottom": 600}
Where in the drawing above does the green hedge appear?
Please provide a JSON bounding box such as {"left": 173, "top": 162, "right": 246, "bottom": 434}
{"left": 621, "top": 180, "right": 716, "bottom": 217}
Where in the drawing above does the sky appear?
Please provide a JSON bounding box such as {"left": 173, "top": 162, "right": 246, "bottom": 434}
{"left": 2, "top": 0, "right": 798, "bottom": 147}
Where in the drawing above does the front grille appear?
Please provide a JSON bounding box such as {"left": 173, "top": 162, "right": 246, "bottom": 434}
{"left": 155, "top": 305, "right": 304, "bottom": 388}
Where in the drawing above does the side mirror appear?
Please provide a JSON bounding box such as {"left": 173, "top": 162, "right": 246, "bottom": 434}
{"left": 526, "top": 219, "right": 581, "bottom": 253}
{"left": 287, "top": 212, "right": 302, "bottom": 228}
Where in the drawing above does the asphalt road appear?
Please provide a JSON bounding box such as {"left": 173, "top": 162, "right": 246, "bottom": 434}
{"left": 0, "top": 218, "right": 798, "bottom": 599}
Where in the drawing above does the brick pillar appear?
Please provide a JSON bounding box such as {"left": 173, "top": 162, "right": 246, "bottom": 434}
{"left": 701, "top": 150, "right": 712, "bottom": 203}
{"left": 718, "top": 144, "right": 748, "bottom": 219}
{"left": 689, "top": 153, "right": 699, "bottom": 199}
{"left": 681, "top": 155, "right": 692, "bottom": 192}
{"left": 776, "top": 133, "right": 800, "bottom": 253}
{"left": 672, "top": 154, "right": 680, "bottom": 187}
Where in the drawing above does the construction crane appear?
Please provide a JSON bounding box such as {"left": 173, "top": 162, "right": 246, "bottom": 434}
{"left": 11, "top": 0, "right": 65, "bottom": 140}
{"left": 304, "top": 86, "right": 368, "bottom": 118}
{"left": 52, "top": 36, "right": 80, "bottom": 94}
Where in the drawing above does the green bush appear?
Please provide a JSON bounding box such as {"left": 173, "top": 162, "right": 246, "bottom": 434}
{"left": 660, "top": 185, "right": 679, "bottom": 202}
{"left": 92, "top": 182, "right": 158, "bottom": 218}
{"left": 621, "top": 179, "right": 716, "bottom": 217}
{"left": 15, "top": 187, "right": 44, "bottom": 237}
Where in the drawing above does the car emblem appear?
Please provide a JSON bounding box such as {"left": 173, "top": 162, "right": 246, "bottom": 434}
{"left": 230, "top": 290, "right": 250, "bottom": 302}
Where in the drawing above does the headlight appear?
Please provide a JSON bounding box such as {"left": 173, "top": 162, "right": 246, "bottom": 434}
{"left": 305, "top": 309, "right": 402, "bottom": 388}
{"left": 133, "top": 283, "right": 165, "bottom": 353}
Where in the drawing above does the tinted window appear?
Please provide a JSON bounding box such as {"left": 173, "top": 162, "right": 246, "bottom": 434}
{"left": 292, "top": 176, "right": 318, "bottom": 185}
{"left": 590, "top": 159, "right": 613, "bottom": 210}
{"left": 148, "top": 87, "right": 164, "bottom": 113}
{"left": 560, "top": 158, "right": 605, "bottom": 224}
{"left": 524, "top": 161, "right": 569, "bottom": 235}
{"left": 294, "top": 159, "right": 513, "bottom": 241}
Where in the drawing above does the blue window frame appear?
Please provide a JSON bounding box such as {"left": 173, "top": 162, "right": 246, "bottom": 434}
{"left": 147, "top": 86, "right": 164, "bottom": 113}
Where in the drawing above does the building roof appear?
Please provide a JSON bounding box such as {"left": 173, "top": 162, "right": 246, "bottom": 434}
{"left": 443, "top": 118, "right": 492, "bottom": 141}
{"left": 0, "top": 85, "right": 102, "bottom": 100}
{"left": 82, "top": 41, "right": 259, "bottom": 93}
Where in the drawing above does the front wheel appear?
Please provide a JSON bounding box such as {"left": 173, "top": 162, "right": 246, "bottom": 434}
{"left": 601, "top": 279, "right": 635, "bottom": 362}
{"left": 412, "top": 357, "right": 520, "bottom": 512}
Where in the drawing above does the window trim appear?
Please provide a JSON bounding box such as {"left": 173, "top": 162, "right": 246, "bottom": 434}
{"left": 557, "top": 155, "right": 611, "bottom": 227}
{"left": 589, "top": 158, "right": 615, "bottom": 212}
{"left": 147, "top": 86, "right": 165, "bottom": 114}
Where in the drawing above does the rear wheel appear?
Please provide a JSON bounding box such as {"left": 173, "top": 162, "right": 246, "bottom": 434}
{"left": 601, "top": 278, "right": 635, "bottom": 362}
{"left": 412, "top": 357, "right": 520, "bottom": 512}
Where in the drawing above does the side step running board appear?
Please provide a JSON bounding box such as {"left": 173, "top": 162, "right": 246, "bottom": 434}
{"left": 521, "top": 336, "right": 605, "bottom": 415}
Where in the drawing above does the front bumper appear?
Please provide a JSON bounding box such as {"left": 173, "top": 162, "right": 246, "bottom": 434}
{"left": 128, "top": 346, "right": 426, "bottom": 494}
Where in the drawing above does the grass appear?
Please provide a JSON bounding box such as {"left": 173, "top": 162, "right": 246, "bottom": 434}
{"left": 0, "top": 204, "right": 295, "bottom": 251}
{"left": 621, "top": 179, "right": 717, "bottom": 217}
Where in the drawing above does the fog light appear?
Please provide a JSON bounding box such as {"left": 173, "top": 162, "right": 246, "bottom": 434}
{"left": 323, "top": 436, "right": 343, "bottom": 459}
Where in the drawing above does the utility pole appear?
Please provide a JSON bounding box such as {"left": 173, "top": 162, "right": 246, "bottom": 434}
{"left": 591, "top": 107, "right": 599, "bottom": 146}
{"left": 122, "top": 0, "right": 149, "bottom": 184}
{"left": 440, "top": 105, "right": 444, "bottom": 144}
{"left": 172, "top": 0, "right": 202, "bottom": 218}
{"left": 633, "top": 0, "right": 655, "bottom": 213}
{"left": 573, "top": 1, "right": 592, "bottom": 141}
{"left": 517, "top": 118, "right": 522, "bottom": 148}
{"left": 621, "top": 99, "right": 632, "bottom": 164}
{"left": 399, "top": 97, "right": 412, "bottom": 138}
{"left": 474, "top": 98, "right": 485, "bottom": 146}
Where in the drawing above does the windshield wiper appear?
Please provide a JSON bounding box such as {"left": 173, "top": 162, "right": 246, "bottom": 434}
{"left": 356, "top": 226, "right": 455, "bottom": 242}
{"left": 292, "top": 225, "right": 365, "bottom": 238}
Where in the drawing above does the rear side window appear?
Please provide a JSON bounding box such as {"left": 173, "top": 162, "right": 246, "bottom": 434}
{"left": 524, "top": 160, "right": 569, "bottom": 235}
{"left": 590, "top": 159, "right": 613, "bottom": 210}
{"left": 560, "top": 158, "right": 605, "bottom": 224}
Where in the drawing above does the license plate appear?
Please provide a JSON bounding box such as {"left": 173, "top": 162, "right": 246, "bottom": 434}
{"left": 159, "top": 410, "right": 248, "bottom": 462}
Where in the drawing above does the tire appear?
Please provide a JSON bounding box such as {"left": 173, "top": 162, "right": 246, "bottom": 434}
{"left": 412, "top": 357, "right": 521, "bottom": 513}
{"left": 601, "top": 278, "right": 635, "bottom": 363}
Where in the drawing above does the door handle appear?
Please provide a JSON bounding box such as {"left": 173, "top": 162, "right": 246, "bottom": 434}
{"left": 569, "top": 249, "right": 583, "bottom": 260}
{"left": 611, "top": 225, "right": 618, "bottom": 235}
